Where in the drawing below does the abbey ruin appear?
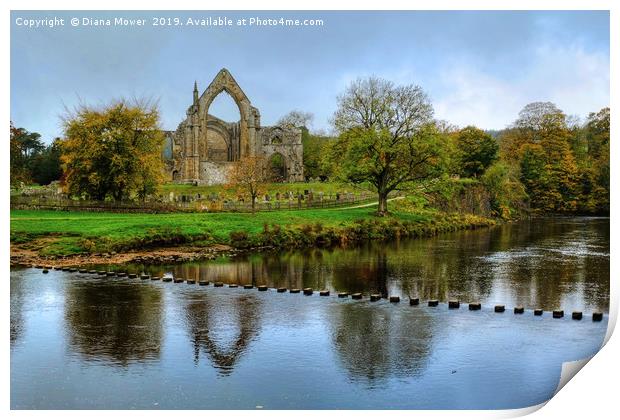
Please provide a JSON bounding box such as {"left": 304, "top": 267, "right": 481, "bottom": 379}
{"left": 163, "top": 69, "right": 304, "bottom": 185}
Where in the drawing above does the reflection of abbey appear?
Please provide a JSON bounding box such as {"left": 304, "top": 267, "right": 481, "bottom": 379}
{"left": 163, "top": 68, "right": 304, "bottom": 185}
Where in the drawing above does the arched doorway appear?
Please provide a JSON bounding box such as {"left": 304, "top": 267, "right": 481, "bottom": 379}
{"left": 268, "top": 153, "right": 287, "bottom": 182}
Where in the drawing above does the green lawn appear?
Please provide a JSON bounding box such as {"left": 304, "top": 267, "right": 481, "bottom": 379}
{"left": 11, "top": 205, "right": 433, "bottom": 256}
{"left": 11, "top": 191, "right": 497, "bottom": 257}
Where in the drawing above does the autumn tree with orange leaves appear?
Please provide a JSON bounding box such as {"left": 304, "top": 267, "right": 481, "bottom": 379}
{"left": 227, "top": 156, "right": 268, "bottom": 213}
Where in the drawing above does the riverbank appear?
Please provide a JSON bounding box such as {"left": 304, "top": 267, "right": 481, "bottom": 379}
{"left": 10, "top": 204, "right": 495, "bottom": 266}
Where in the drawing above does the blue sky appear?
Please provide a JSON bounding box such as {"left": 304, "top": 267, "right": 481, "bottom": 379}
{"left": 11, "top": 10, "right": 609, "bottom": 142}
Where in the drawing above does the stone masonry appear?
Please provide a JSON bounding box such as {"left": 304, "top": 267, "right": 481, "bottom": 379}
{"left": 164, "top": 68, "right": 303, "bottom": 185}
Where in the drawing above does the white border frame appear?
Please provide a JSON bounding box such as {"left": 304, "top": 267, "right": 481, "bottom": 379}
{"left": 3, "top": 1, "right": 617, "bottom": 419}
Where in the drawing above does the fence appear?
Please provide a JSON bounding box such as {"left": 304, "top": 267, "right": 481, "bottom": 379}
{"left": 10, "top": 191, "right": 378, "bottom": 214}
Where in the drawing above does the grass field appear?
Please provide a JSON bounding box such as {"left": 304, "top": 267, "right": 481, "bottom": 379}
{"left": 10, "top": 205, "right": 433, "bottom": 255}
{"left": 11, "top": 194, "right": 495, "bottom": 257}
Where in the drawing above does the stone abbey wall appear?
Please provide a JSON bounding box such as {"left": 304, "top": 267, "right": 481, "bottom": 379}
{"left": 164, "top": 69, "right": 304, "bottom": 185}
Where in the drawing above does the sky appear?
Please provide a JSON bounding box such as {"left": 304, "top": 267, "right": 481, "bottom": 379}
{"left": 10, "top": 10, "right": 610, "bottom": 143}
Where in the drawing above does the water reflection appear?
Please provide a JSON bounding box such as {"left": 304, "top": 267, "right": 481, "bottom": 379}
{"left": 123, "top": 218, "right": 608, "bottom": 312}
{"left": 183, "top": 291, "right": 262, "bottom": 375}
{"left": 64, "top": 281, "right": 163, "bottom": 366}
{"left": 330, "top": 304, "right": 432, "bottom": 385}
{"left": 10, "top": 256, "right": 609, "bottom": 409}
{"left": 10, "top": 274, "right": 26, "bottom": 344}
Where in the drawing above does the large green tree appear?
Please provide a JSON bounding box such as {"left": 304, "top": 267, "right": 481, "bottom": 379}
{"left": 10, "top": 122, "right": 45, "bottom": 186}
{"left": 453, "top": 126, "right": 498, "bottom": 178}
{"left": 330, "top": 77, "right": 444, "bottom": 215}
{"left": 59, "top": 100, "right": 165, "bottom": 201}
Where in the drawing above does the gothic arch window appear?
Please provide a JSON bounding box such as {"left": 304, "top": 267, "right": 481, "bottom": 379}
{"left": 271, "top": 135, "right": 282, "bottom": 145}
{"left": 201, "top": 69, "right": 252, "bottom": 158}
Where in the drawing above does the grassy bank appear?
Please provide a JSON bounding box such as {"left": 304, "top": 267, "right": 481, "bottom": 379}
{"left": 10, "top": 203, "right": 495, "bottom": 257}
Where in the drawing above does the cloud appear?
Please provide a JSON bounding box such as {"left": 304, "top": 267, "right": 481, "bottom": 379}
{"left": 432, "top": 43, "right": 609, "bottom": 130}
{"left": 10, "top": 11, "right": 609, "bottom": 140}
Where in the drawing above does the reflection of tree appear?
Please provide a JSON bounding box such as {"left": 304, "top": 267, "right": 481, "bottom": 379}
{"left": 184, "top": 291, "right": 262, "bottom": 375}
{"left": 127, "top": 218, "right": 608, "bottom": 311}
{"left": 328, "top": 245, "right": 389, "bottom": 295}
{"left": 10, "top": 272, "right": 26, "bottom": 345}
{"left": 144, "top": 219, "right": 607, "bottom": 310}
{"left": 64, "top": 282, "right": 163, "bottom": 366}
{"left": 491, "top": 218, "right": 610, "bottom": 310}
{"left": 330, "top": 303, "right": 433, "bottom": 385}
{"left": 581, "top": 251, "right": 610, "bottom": 310}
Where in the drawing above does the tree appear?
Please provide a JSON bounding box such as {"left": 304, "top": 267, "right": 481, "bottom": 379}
{"left": 519, "top": 144, "right": 549, "bottom": 210}
{"left": 31, "top": 138, "right": 63, "bottom": 185}
{"left": 481, "top": 161, "right": 527, "bottom": 219}
{"left": 585, "top": 107, "right": 609, "bottom": 153}
{"left": 454, "top": 126, "right": 498, "bottom": 178}
{"left": 498, "top": 127, "right": 527, "bottom": 163}
{"left": 514, "top": 102, "right": 564, "bottom": 132}
{"left": 302, "top": 130, "right": 334, "bottom": 180}
{"left": 277, "top": 110, "right": 314, "bottom": 129}
{"left": 10, "top": 122, "right": 45, "bottom": 186}
{"left": 580, "top": 107, "right": 610, "bottom": 214}
{"left": 10, "top": 123, "right": 29, "bottom": 186}
{"left": 227, "top": 156, "right": 268, "bottom": 213}
{"left": 519, "top": 113, "right": 579, "bottom": 212}
{"left": 500, "top": 102, "right": 564, "bottom": 160}
{"left": 508, "top": 101, "right": 567, "bottom": 150}
{"left": 330, "top": 77, "right": 444, "bottom": 215}
{"left": 59, "top": 99, "right": 165, "bottom": 201}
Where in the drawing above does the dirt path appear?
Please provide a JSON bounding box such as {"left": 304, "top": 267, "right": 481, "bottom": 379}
{"left": 10, "top": 243, "right": 238, "bottom": 268}
{"left": 337, "top": 196, "right": 405, "bottom": 210}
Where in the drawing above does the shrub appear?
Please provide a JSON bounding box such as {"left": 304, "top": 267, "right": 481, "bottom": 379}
{"left": 229, "top": 230, "right": 250, "bottom": 248}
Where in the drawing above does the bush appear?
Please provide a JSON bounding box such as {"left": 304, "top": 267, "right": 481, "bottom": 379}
{"left": 229, "top": 230, "right": 250, "bottom": 248}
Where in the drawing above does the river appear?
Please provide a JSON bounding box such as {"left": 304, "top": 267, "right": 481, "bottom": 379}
{"left": 10, "top": 217, "right": 609, "bottom": 409}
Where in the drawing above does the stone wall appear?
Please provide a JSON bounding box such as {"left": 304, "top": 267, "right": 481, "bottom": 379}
{"left": 259, "top": 126, "right": 304, "bottom": 182}
{"left": 198, "top": 161, "right": 234, "bottom": 186}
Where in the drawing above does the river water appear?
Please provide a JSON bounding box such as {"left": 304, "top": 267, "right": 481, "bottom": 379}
{"left": 10, "top": 217, "right": 610, "bottom": 409}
